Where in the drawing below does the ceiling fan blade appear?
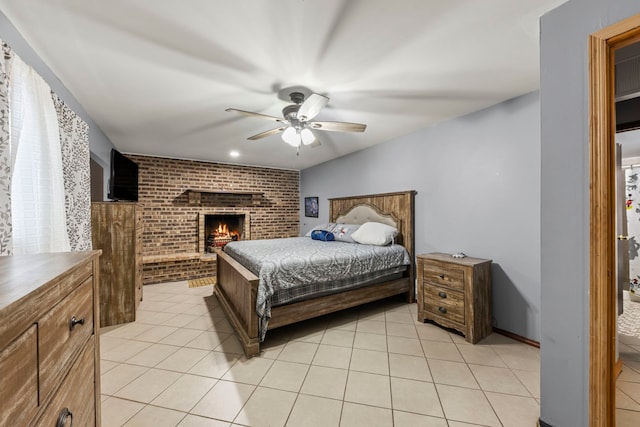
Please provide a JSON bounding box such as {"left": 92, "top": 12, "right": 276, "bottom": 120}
{"left": 308, "top": 139, "right": 321, "bottom": 148}
{"left": 226, "top": 108, "right": 285, "bottom": 123}
{"left": 247, "top": 127, "right": 286, "bottom": 140}
{"left": 308, "top": 121, "right": 366, "bottom": 133}
{"left": 297, "top": 93, "right": 329, "bottom": 122}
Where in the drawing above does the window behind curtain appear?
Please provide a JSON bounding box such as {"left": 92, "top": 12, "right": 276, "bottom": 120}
{"left": 9, "top": 55, "right": 70, "bottom": 254}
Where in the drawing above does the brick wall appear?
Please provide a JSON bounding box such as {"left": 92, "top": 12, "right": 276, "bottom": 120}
{"left": 127, "top": 155, "right": 300, "bottom": 284}
{"left": 143, "top": 259, "right": 216, "bottom": 285}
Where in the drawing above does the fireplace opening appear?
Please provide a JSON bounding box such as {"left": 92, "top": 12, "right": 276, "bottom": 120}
{"left": 204, "top": 214, "right": 245, "bottom": 252}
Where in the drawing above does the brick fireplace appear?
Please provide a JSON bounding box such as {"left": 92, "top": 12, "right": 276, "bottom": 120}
{"left": 199, "top": 210, "right": 251, "bottom": 254}
{"left": 128, "top": 154, "right": 299, "bottom": 285}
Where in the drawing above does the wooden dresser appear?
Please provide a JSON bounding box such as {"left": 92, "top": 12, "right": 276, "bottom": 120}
{"left": 417, "top": 252, "right": 492, "bottom": 344}
{"left": 91, "top": 202, "right": 143, "bottom": 327}
{"left": 0, "top": 251, "right": 102, "bottom": 426}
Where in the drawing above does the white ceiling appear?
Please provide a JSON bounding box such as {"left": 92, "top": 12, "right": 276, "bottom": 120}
{"left": 0, "top": 0, "right": 567, "bottom": 170}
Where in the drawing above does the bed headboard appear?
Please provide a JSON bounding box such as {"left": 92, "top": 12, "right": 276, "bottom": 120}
{"left": 334, "top": 205, "right": 399, "bottom": 230}
{"left": 329, "top": 190, "right": 416, "bottom": 277}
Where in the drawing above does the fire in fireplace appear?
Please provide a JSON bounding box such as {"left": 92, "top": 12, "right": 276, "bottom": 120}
{"left": 204, "top": 214, "right": 244, "bottom": 252}
{"left": 211, "top": 222, "right": 238, "bottom": 247}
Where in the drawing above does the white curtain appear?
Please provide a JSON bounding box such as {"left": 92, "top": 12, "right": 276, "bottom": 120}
{"left": 9, "top": 55, "right": 70, "bottom": 254}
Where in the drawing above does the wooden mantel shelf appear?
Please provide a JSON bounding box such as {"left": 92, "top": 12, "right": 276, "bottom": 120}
{"left": 187, "top": 189, "right": 263, "bottom": 204}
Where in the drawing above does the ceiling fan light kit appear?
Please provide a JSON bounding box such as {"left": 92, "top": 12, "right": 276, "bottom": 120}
{"left": 282, "top": 126, "right": 300, "bottom": 146}
{"left": 226, "top": 89, "right": 367, "bottom": 154}
{"left": 282, "top": 126, "right": 316, "bottom": 147}
{"left": 300, "top": 128, "right": 315, "bottom": 145}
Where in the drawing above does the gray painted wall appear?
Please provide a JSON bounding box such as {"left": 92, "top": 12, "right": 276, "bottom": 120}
{"left": 0, "top": 11, "right": 115, "bottom": 198}
{"left": 540, "top": 1, "right": 640, "bottom": 426}
{"left": 301, "top": 91, "right": 542, "bottom": 341}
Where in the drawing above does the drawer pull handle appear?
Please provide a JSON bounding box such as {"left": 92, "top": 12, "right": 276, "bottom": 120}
{"left": 438, "top": 306, "right": 447, "bottom": 314}
{"left": 438, "top": 274, "right": 445, "bottom": 279}
{"left": 438, "top": 291, "right": 447, "bottom": 298}
{"left": 69, "top": 316, "right": 85, "bottom": 331}
{"left": 56, "top": 407, "right": 73, "bottom": 427}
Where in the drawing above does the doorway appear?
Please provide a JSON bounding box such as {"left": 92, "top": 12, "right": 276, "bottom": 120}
{"left": 617, "top": 133, "right": 640, "bottom": 425}
{"left": 615, "top": 39, "right": 640, "bottom": 423}
{"left": 589, "top": 14, "right": 640, "bottom": 426}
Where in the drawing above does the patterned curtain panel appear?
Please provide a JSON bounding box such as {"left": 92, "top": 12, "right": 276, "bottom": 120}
{"left": 0, "top": 41, "right": 11, "bottom": 255}
{"left": 52, "top": 93, "right": 91, "bottom": 251}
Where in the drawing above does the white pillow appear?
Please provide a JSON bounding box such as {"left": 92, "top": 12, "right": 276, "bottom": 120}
{"left": 351, "top": 222, "right": 398, "bottom": 246}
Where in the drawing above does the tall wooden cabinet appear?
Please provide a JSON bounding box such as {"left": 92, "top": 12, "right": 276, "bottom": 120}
{"left": 91, "top": 202, "right": 143, "bottom": 327}
{"left": 0, "top": 251, "right": 102, "bottom": 427}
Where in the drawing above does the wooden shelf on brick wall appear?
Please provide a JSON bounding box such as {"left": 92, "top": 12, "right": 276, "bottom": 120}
{"left": 142, "top": 252, "right": 218, "bottom": 264}
{"left": 187, "top": 189, "right": 264, "bottom": 204}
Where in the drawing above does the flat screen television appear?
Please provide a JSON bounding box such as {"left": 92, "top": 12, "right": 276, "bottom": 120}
{"left": 108, "top": 149, "right": 139, "bottom": 201}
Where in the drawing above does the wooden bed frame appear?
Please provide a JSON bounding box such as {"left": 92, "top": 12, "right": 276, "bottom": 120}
{"left": 213, "top": 190, "right": 416, "bottom": 356}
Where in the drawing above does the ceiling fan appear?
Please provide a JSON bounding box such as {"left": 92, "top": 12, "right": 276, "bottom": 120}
{"left": 226, "top": 91, "right": 366, "bottom": 151}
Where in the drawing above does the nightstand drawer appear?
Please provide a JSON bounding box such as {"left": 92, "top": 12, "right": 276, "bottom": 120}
{"left": 423, "top": 263, "right": 465, "bottom": 291}
{"left": 423, "top": 285, "right": 465, "bottom": 324}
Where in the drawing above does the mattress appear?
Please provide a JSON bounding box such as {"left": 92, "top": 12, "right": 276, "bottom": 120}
{"left": 223, "top": 236, "right": 411, "bottom": 340}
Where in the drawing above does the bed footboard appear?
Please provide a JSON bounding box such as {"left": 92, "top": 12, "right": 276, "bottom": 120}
{"left": 213, "top": 248, "right": 261, "bottom": 356}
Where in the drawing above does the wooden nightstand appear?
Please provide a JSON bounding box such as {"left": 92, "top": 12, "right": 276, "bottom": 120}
{"left": 417, "top": 252, "right": 492, "bottom": 344}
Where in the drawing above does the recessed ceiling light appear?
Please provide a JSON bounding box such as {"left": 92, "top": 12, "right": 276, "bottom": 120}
{"left": 229, "top": 150, "right": 239, "bottom": 158}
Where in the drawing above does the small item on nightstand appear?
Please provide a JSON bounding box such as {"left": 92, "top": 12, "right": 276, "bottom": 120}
{"left": 452, "top": 252, "right": 466, "bottom": 258}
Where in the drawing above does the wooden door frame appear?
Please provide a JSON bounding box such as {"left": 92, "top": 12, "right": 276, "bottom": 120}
{"left": 589, "top": 13, "right": 640, "bottom": 426}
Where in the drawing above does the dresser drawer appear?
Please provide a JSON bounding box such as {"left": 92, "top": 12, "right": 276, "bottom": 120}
{"left": 36, "top": 337, "right": 96, "bottom": 427}
{"left": 423, "top": 285, "right": 465, "bottom": 325}
{"left": 39, "top": 277, "right": 94, "bottom": 402}
{"left": 423, "top": 263, "right": 465, "bottom": 291}
{"left": 0, "top": 324, "right": 39, "bottom": 427}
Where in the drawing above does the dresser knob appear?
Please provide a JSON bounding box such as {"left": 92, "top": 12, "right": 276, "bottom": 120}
{"left": 438, "top": 292, "right": 447, "bottom": 298}
{"left": 438, "top": 307, "right": 447, "bottom": 314}
{"left": 56, "top": 407, "right": 73, "bottom": 427}
{"left": 69, "top": 316, "right": 85, "bottom": 331}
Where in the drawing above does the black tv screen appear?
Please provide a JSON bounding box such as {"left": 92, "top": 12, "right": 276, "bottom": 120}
{"left": 108, "top": 149, "right": 139, "bottom": 201}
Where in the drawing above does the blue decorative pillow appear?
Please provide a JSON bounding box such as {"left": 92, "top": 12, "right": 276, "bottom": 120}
{"left": 305, "top": 223, "right": 336, "bottom": 237}
{"left": 310, "top": 229, "right": 335, "bottom": 241}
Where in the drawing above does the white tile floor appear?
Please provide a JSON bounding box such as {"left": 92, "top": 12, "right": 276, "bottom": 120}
{"left": 100, "top": 281, "right": 542, "bottom": 427}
